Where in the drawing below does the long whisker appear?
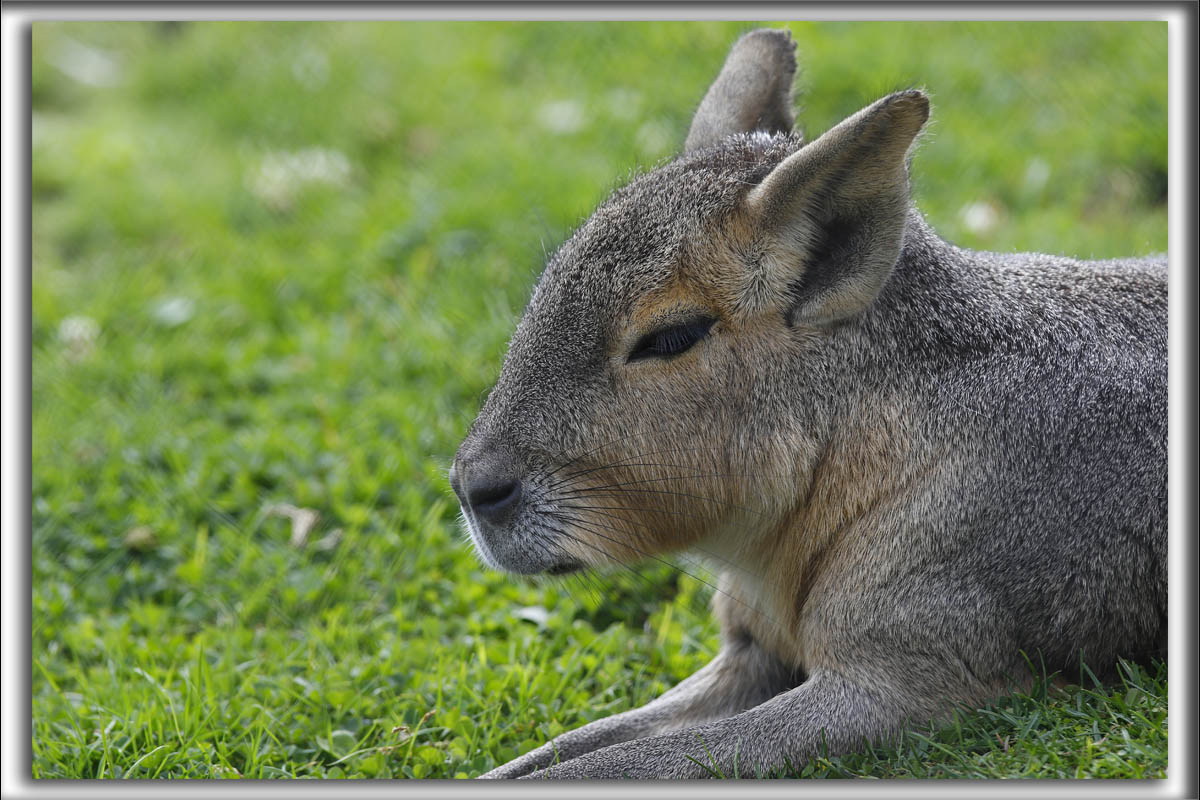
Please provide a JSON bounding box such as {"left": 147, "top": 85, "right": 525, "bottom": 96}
{"left": 551, "top": 484, "right": 769, "bottom": 517}
{"left": 543, "top": 515, "right": 708, "bottom": 601}
{"left": 549, "top": 484, "right": 763, "bottom": 515}
{"left": 540, "top": 444, "right": 737, "bottom": 493}
{"left": 527, "top": 532, "right": 607, "bottom": 607}
{"left": 539, "top": 429, "right": 671, "bottom": 485}
{"left": 542, "top": 502, "right": 717, "bottom": 526}
{"left": 570, "top": 567, "right": 611, "bottom": 607}
{"left": 540, "top": 504, "right": 663, "bottom": 559}
{"left": 537, "top": 427, "right": 722, "bottom": 476}
{"left": 552, "top": 513, "right": 782, "bottom": 632}
{"left": 542, "top": 501, "right": 775, "bottom": 589}
{"left": 548, "top": 470, "right": 767, "bottom": 495}
{"left": 539, "top": 461, "right": 738, "bottom": 494}
{"left": 528, "top": 529, "right": 613, "bottom": 603}
{"left": 538, "top": 517, "right": 670, "bottom": 599}
{"left": 541, "top": 506, "right": 758, "bottom": 582}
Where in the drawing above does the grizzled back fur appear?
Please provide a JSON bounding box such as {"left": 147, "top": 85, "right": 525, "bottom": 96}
{"left": 450, "top": 25, "right": 1166, "bottom": 704}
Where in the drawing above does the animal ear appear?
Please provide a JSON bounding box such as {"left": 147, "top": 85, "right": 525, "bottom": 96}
{"left": 684, "top": 28, "right": 798, "bottom": 152}
{"left": 745, "top": 90, "right": 930, "bottom": 325}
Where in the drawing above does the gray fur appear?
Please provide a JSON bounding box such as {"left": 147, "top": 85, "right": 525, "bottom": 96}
{"left": 450, "top": 28, "right": 1166, "bottom": 779}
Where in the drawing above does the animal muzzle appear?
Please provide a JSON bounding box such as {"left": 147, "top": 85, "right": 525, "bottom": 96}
{"left": 450, "top": 443, "right": 561, "bottom": 574}
{"left": 449, "top": 449, "right": 523, "bottom": 529}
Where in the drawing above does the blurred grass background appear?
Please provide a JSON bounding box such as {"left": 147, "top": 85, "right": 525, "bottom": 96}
{"left": 31, "top": 21, "right": 1167, "bottom": 779}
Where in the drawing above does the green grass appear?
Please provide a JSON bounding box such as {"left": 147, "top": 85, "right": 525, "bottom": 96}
{"left": 31, "top": 21, "right": 1167, "bottom": 779}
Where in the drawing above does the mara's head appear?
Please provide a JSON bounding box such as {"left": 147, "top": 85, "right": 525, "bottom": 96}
{"left": 450, "top": 29, "right": 929, "bottom": 576}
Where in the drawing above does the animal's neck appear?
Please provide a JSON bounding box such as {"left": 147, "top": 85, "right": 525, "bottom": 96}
{"left": 699, "top": 213, "right": 979, "bottom": 666}
{"left": 701, "top": 397, "right": 928, "bottom": 668}
{"left": 869, "top": 209, "right": 1019, "bottom": 369}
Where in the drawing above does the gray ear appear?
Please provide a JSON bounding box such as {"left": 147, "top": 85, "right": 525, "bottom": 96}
{"left": 746, "top": 90, "right": 930, "bottom": 325}
{"left": 684, "top": 28, "right": 798, "bottom": 152}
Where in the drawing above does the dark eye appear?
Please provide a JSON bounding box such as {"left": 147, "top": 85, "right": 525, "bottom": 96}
{"left": 627, "top": 317, "right": 716, "bottom": 363}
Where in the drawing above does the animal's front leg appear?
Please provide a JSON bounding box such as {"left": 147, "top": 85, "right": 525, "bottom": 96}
{"left": 522, "top": 668, "right": 957, "bottom": 779}
{"left": 480, "top": 634, "right": 793, "bottom": 778}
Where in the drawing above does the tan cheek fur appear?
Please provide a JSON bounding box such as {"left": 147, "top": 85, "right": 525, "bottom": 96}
{"left": 558, "top": 259, "right": 774, "bottom": 568}
{"left": 551, "top": 225, "right": 931, "bottom": 676}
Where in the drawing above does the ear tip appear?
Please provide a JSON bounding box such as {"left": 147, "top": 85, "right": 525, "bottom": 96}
{"left": 735, "top": 27, "right": 799, "bottom": 62}
{"left": 886, "top": 89, "right": 931, "bottom": 126}
{"left": 739, "top": 27, "right": 796, "bottom": 47}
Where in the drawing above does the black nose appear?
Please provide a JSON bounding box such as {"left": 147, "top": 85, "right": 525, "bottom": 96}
{"left": 467, "top": 477, "right": 521, "bottom": 521}
{"left": 451, "top": 454, "right": 523, "bottom": 527}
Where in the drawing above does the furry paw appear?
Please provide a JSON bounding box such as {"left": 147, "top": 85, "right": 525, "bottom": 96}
{"left": 515, "top": 736, "right": 719, "bottom": 780}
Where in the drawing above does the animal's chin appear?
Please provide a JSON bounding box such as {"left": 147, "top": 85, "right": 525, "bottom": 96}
{"left": 462, "top": 512, "right": 588, "bottom": 576}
